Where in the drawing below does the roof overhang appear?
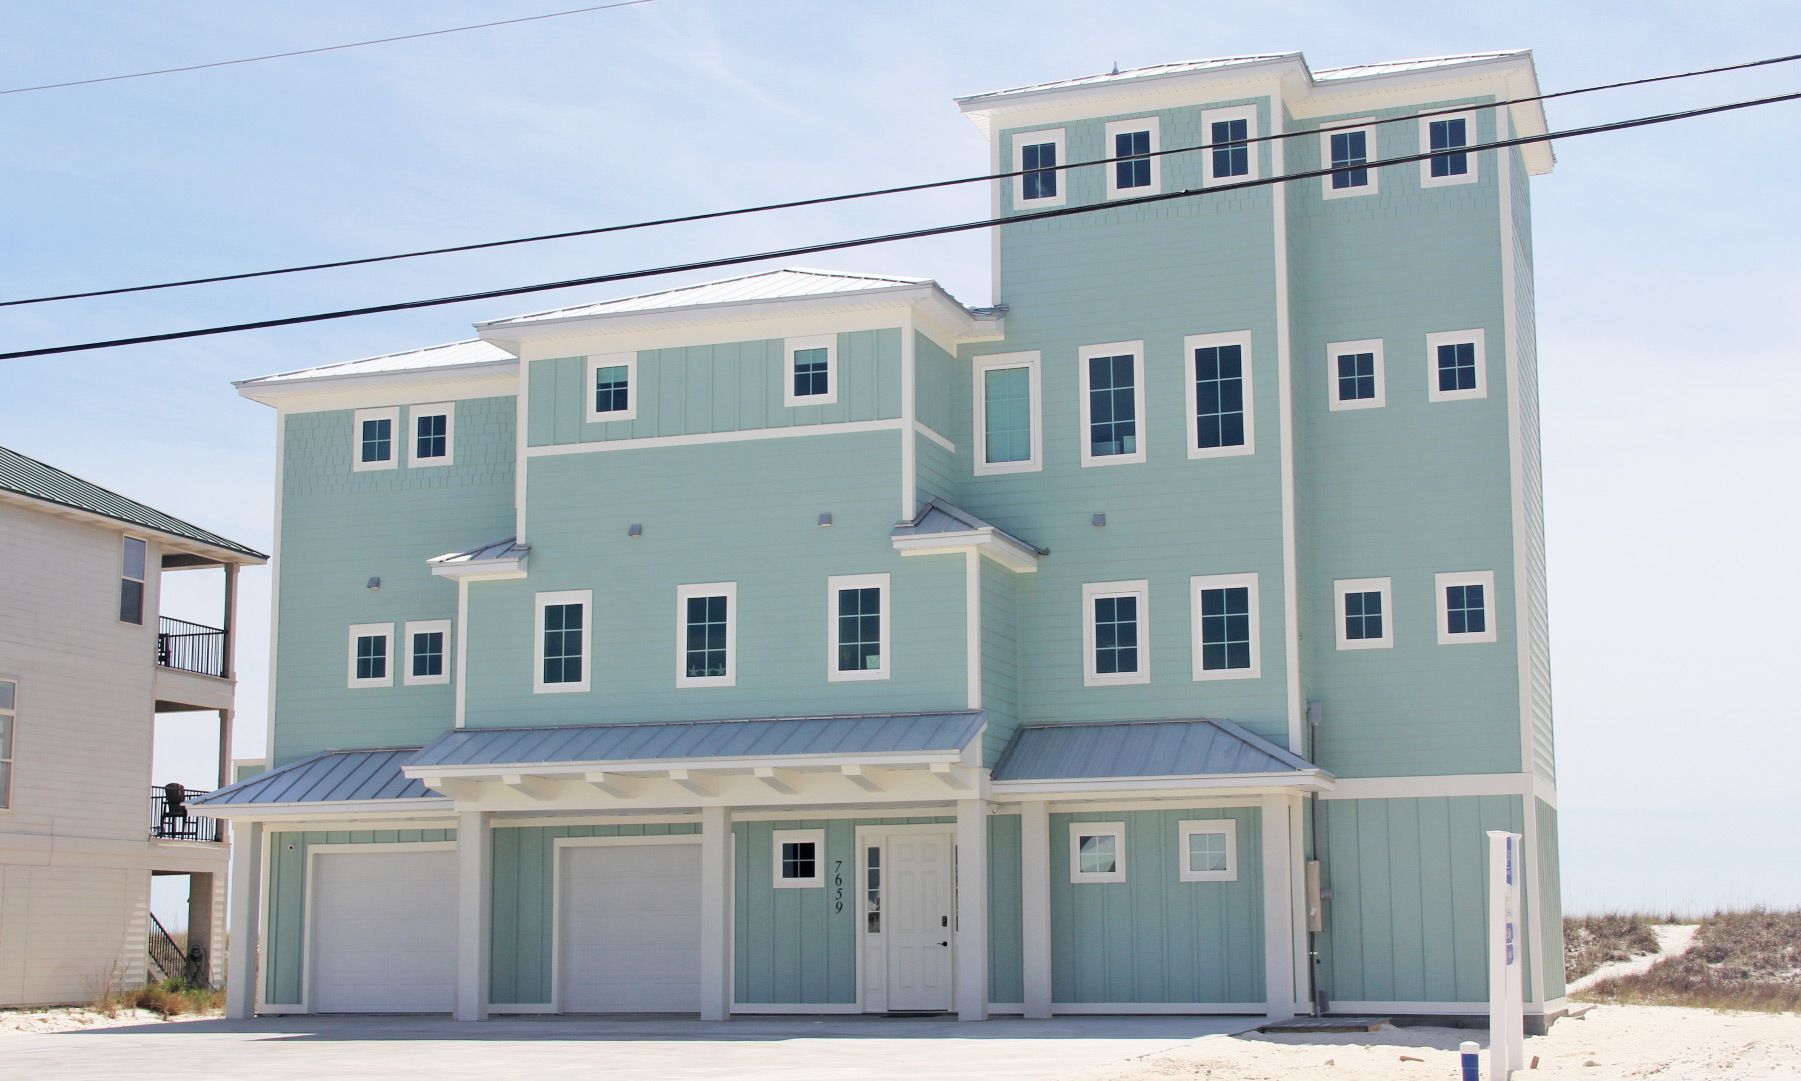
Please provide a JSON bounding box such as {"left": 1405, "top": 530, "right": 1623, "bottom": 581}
{"left": 427, "top": 541, "right": 529, "bottom": 581}
{"left": 233, "top": 358, "right": 520, "bottom": 411}
{"left": 990, "top": 768, "right": 1335, "bottom": 800}
{"left": 0, "top": 488, "right": 266, "bottom": 566}
{"left": 893, "top": 527, "right": 1042, "bottom": 572}
{"left": 199, "top": 797, "right": 455, "bottom": 821}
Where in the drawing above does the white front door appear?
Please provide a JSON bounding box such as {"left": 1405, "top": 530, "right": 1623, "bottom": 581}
{"left": 559, "top": 841, "right": 702, "bottom": 1013}
{"left": 884, "top": 831, "right": 954, "bottom": 1011}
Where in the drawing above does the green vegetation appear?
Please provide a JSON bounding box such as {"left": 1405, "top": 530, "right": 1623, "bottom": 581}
{"left": 1581, "top": 909, "right": 1801, "bottom": 1014}
{"left": 1564, "top": 913, "right": 1662, "bottom": 983}
{"left": 92, "top": 978, "right": 224, "bottom": 1019}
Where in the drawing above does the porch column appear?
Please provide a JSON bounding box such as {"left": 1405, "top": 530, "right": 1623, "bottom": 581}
{"left": 698, "top": 804, "right": 732, "bottom": 1021}
{"left": 1261, "top": 794, "right": 1296, "bottom": 1021}
{"left": 225, "top": 819, "right": 263, "bottom": 1019}
{"left": 955, "top": 798, "right": 989, "bottom": 1021}
{"left": 1020, "top": 800, "right": 1052, "bottom": 1019}
{"left": 455, "top": 809, "right": 492, "bottom": 1021}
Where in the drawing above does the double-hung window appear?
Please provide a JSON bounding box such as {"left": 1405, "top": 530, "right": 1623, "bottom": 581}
{"left": 828, "top": 573, "right": 889, "bottom": 681}
{"left": 119, "top": 537, "right": 147, "bottom": 625}
{"left": 1202, "top": 106, "right": 1258, "bottom": 184}
{"left": 1077, "top": 341, "right": 1146, "bottom": 466}
{"left": 1184, "top": 331, "right": 1254, "bottom": 458}
{"left": 1322, "top": 120, "right": 1377, "bottom": 197}
{"left": 352, "top": 407, "right": 399, "bottom": 471}
{"left": 1421, "top": 111, "right": 1477, "bottom": 186}
{"left": 1082, "top": 580, "right": 1149, "bottom": 686}
{"left": 1104, "top": 117, "right": 1160, "bottom": 198}
{"left": 409, "top": 404, "right": 453, "bottom": 467}
{"left": 403, "top": 619, "right": 451, "bottom": 685}
{"left": 1334, "top": 578, "right": 1394, "bottom": 650}
{"left": 1436, "top": 571, "right": 1497, "bottom": 644}
{"left": 585, "top": 353, "right": 637, "bottom": 422}
{"left": 973, "top": 352, "right": 1042, "bottom": 474}
{"left": 1069, "top": 822, "right": 1127, "bottom": 883}
{"left": 1327, "top": 339, "right": 1386, "bottom": 410}
{"left": 1426, "top": 329, "right": 1487, "bottom": 401}
{"left": 347, "top": 623, "right": 394, "bottom": 688}
{"left": 784, "top": 335, "right": 837, "bottom": 406}
{"left": 0, "top": 679, "right": 15, "bottom": 810}
{"left": 534, "top": 590, "right": 591, "bottom": 693}
{"left": 1013, "top": 128, "right": 1066, "bottom": 208}
{"left": 1191, "top": 573, "right": 1259, "bottom": 680}
{"left": 773, "top": 828, "right": 824, "bottom": 888}
{"left": 1178, "top": 820, "right": 1238, "bottom": 882}
{"left": 676, "top": 583, "right": 736, "bottom": 687}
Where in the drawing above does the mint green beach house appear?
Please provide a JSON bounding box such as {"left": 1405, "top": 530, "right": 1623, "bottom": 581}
{"left": 207, "top": 50, "right": 1564, "bottom": 1030}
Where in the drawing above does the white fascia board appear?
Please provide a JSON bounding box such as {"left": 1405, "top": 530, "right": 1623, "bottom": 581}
{"left": 233, "top": 359, "right": 520, "bottom": 411}
{"left": 0, "top": 490, "right": 266, "bottom": 567}
{"left": 956, "top": 56, "right": 1305, "bottom": 135}
{"left": 197, "top": 798, "right": 457, "bottom": 820}
{"left": 892, "top": 530, "right": 1042, "bottom": 572}
{"left": 400, "top": 748, "right": 974, "bottom": 782}
{"left": 989, "top": 770, "right": 1334, "bottom": 799}
{"left": 428, "top": 557, "right": 529, "bottom": 582}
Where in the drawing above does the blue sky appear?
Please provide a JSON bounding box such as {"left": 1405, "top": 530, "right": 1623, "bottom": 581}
{"left": 2, "top": 1, "right": 1797, "bottom": 917}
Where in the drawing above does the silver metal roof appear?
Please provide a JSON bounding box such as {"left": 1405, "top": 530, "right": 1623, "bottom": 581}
{"left": 194, "top": 748, "right": 433, "bottom": 806}
{"left": 892, "top": 499, "right": 1047, "bottom": 555}
{"left": 235, "top": 338, "right": 514, "bottom": 387}
{"left": 1313, "top": 51, "right": 1527, "bottom": 81}
{"left": 481, "top": 268, "right": 941, "bottom": 327}
{"left": 991, "top": 717, "right": 1317, "bottom": 782}
{"left": 957, "top": 55, "right": 1293, "bottom": 104}
{"left": 410, "top": 711, "right": 985, "bottom": 770}
{"left": 428, "top": 537, "right": 529, "bottom": 565}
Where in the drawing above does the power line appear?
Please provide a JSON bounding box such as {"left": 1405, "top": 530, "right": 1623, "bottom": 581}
{"left": 4, "top": 50, "right": 1796, "bottom": 309}
{"left": 1, "top": 90, "right": 1795, "bottom": 363}
{"left": 0, "top": 1, "right": 660, "bottom": 96}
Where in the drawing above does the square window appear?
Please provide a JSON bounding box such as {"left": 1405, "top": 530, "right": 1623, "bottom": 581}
{"left": 347, "top": 623, "right": 394, "bottom": 688}
{"left": 535, "top": 591, "right": 591, "bottom": 692}
{"left": 1013, "top": 128, "right": 1066, "bottom": 207}
{"left": 784, "top": 335, "right": 837, "bottom": 406}
{"left": 1421, "top": 112, "right": 1478, "bottom": 187}
{"left": 1104, "top": 117, "right": 1161, "bottom": 199}
{"left": 1078, "top": 341, "right": 1146, "bottom": 466}
{"left": 1327, "top": 339, "right": 1385, "bottom": 410}
{"left": 1436, "top": 571, "right": 1498, "bottom": 644}
{"left": 1426, "top": 330, "right": 1487, "bottom": 401}
{"left": 585, "top": 353, "right": 638, "bottom": 422}
{"left": 677, "top": 583, "right": 736, "bottom": 687}
{"left": 829, "top": 573, "right": 890, "bottom": 681}
{"left": 408, "top": 404, "right": 453, "bottom": 467}
{"left": 403, "top": 619, "right": 451, "bottom": 685}
{"left": 362, "top": 419, "right": 391, "bottom": 461}
{"left": 1083, "top": 581, "right": 1149, "bottom": 686}
{"left": 1185, "top": 332, "right": 1254, "bottom": 458}
{"left": 1323, "top": 122, "right": 1377, "bottom": 195}
{"left": 1191, "top": 574, "right": 1260, "bottom": 680}
{"left": 974, "top": 352, "right": 1042, "bottom": 474}
{"left": 773, "top": 829, "right": 825, "bottom": 888}
{"left": 351, "top": 407, "right": 399, "bottom": 471}
{"left": 1069, "top": 822, "right": 1127, "bottom": 883}
{"left": 1202, "top": 106, "right": 1259, "bottom": 184}
{"left": 1179, "top": 820, "right": 1238, "bottom": 882}
{"left": 1334, "top": 577, "right": 1394, "bottom": 650}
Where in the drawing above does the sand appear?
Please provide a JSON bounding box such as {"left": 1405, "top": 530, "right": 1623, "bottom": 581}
{"left": 0, "top": 1006, "right": 215, "bottom": 1033}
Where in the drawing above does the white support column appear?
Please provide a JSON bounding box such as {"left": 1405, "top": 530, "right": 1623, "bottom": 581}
{"left": 455, "top": 810, "right": 492, "bottom": 1021}
{"left": 1261, "top": 794, "right": 1296, "bottom": 1022}
{"left": 955, "top": 798, "right": 990, "bottom": 1021}
{"left": 699, "top": 804, "right": 732, "bottom": 1021}
{"left": 1020, "top": 800, "right": 1052, "bottom": 1019}
{"left": 225, "top": 820, "right": 263, "bottom": 1019}
{"left": 1289, "top": 795, "right": 1311, "bottom": 1013}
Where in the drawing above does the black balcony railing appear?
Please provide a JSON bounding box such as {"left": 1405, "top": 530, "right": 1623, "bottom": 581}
{"left": 150, "top": 784, "right": 222, "bottom": 843}
{"left": 156, "top": 616, "right": 227, "bottom": 678}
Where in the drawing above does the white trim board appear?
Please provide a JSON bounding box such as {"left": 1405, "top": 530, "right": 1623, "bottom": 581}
{"left": 1321, "top": 773, "right": 1533, "bottom": 801}
{"left": 525, "top": 418, "right": 903, "bottom": 457}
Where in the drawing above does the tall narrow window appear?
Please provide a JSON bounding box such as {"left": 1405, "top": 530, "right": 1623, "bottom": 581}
{"left": 1335, "top": 578, "right": 1394, "bottom": 650}
{"left": 1104, "top": 118, "right": 1161, "bottom": 198}
{"left": 1202, "top": 107, "right": 1259, "bottom": 183}
{"left": 352, "top": 407, "right": 399, "bottom": 472}
{"left": 534, "top": 590, "right": 591, "bottom": 692}
{"left": 865, "top": 845, "right": 882, "bottom": 933}
{"left": 676, "top": 583, "right": 736, "bottom": 687}
{"left": 1185, "top": 332, "right": 1254, "bottom": 458}
{"left": 828, "top": 573, "right": 890, "bottom": 681}
{"left": 409, "top": 404, "right": 453, "bottom": 466}
{"left": 1191, "top": 573, "right": 1260, "bottom": 680}
{"left": 1328, "top": 339, "right": 1385, "bottom": 410}
{"left": 347, "top": 623, "right": 394, "bottom": 688}
{"left": 974, "top": 352, "right": 1042, "bottom": 474}
{"left": 1436, "top": 571, "right": 1497, "bottom": 644}
{"left": 0, "top": 679, "right": 16, "bottom": 810}
{"left": 784, "top": 335, "right": 837, "bottom": 406}
{"left": 1421, "top": 112, "right": 1477, "bottom": 186}
{"left": 1078, "top": 342, "right": 1146, "bottom": 466}
{"left": 585, "top": 353, "right": 638, "bottom": 422}
{"left": 119, "top": 537, "right": 147, "bottom": 625}
{"left": 1426, "top": 330, "right": 1487, "bottom": 402}
{"left": 404, "top": 619, "right": 451, "bottom": 685}
{"left": 1322, "top": 120, "right": 1377, "bottom": 197}
{"left": 1014, "top": 129, "right": 1066, "bottom": 207}
{"left": 1083, "top": 580, "right": 1149, "bottom": 686}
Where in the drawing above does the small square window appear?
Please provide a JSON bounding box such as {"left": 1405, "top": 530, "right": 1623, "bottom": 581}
{"left": 1322, "top": 121, "right": 1377, "bottom": 197}
{"left": 403, "top": 619, "right": 451, "bottom": 685}
{"left": 585, "top": 353, "right": 638, "bottom": 422}
{"left": 1179, "top": 820, "right": 1238, "bottom": 882}
{"left": 1069, "top": 822, "right": 1127, "bottom": 883}
{"left": 1334, "top": 577, "right": 1394, "bottom": 650}
{"left": 348, "top": 623, "right": 394, "bottom": 688}
{"left": 1425, "top": 330, "right": 1487, "bottom": 402}
{"left": 352, "top": 407, "right": 399, "bottom": 472}
{"left": 784, "top": 335, "right": 837, "bottom": 406}
{"left": 1327, "top": 339, "right": 1385, "bottom": 410}
{"left": 1013, "top": 128, "right": 1066, "bottom": 208}
{"left": 408, "top": 404, "right": 453, "bottom": 467}
{"left": 1436, "top": 571, "right": 1498, "bottom": 644}
{"left": 1104, "top": 117, "right": 1161, "bottom": 199}
{"left": 1083, "top": 581, "right": 1149, "bottom": 686}
{"left": 773, "top": 828, "right": 825, "bottom": 888}
{"left": 1191, "top": 573, "right": 1260, "bottom": 680}
{"left": 828, "top": 573, "right": 890, "bottom": 681}
{"left": 1420, "top": 111, "right": 1478, "bottom": 187}
{"left": 676, "top": 583, "right": 736, "bottom": 687}
{"left": 1202, "top": 106, "right": 1259, "bottom": 184}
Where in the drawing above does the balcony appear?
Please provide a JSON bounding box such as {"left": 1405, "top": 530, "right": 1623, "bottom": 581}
{"left": 157, "top": 616, "right": 228, "bottom": 679}
{"left": 149, "top": 784, "right": 223, "bottom": 843}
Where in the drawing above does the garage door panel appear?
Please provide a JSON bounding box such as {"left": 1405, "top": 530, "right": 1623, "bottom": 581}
{"left": 560, "top": 843, "right": 700, "bottom": 1013}
{"left": 310, "top": 849, "right": 456, "bottom": 1013}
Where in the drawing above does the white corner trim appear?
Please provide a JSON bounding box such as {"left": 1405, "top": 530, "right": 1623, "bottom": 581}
{"left": 1326, "top": 339, "right": 1386, "bottom": 411}
{"left": 1271, "top": 117, "right": 1301, "bottom": 755}
{"left": 533, "top": 589, "right": 592, "bottom": 693}
{"left": 454, "top": 580, "right": 470, "bottom": 726}
{"left": 675, "top": 582, "right": 737, "bottom": 688}
{"left": 1435, "top": 570, "right": 1499, "bottom": 645}
{"left": 402, "top": 619, "right": 452, "bottom": 686}
{"left": 1068, "top": 821, "right": 1127, "bottom": 884}
{"left": 1081, "top": 579, "right": 1150, "bottom": 686}
{"left": 1177, "top": 818, "right": 1239, "bottom": 883}
{"left": 1320, "top": 118, "right": 1379, "bottom": 200}
{"left": 900, "top": 314, "right": 917, "bottom": 520}
{"left": 1333, "top": 577, "right": 1394, "bottom": 651}
{"left": 1010, "top": 127, "right": 1068, "bottom": 209}
{"left": 1103, "top": 116, "right": 1162, "bottom": 199}
{"left": 584, "top": 353, "right": 638, "bottom": 423}
{"left": 1426, "top": 329, "right": 1488, "bottom": 402}
{"left": 1190, "top": 572, "right": 1262, "bottom": 680}
{"left": 783, "top": 334, "right": 838, "bottom": 407}
{"left": 827, "top": 572, "right": 891, "bottom": 683}
{"left": 406, "top": 402, "right": 455, "bottom": 468}
{"left": 350, "top": 407, "right": 399, "bottom": 472}
{"left": 965, "top": 551, "right": 982, "bottom": 708}
{"left": 1498, "top": 107, "right": 1540, "bottom": 787}
{"left": 1201, "top": 104, "right": 1261, "bottom": 185}
{"left": 1420, "top": 109, "right": 1480, "bottom": 188}
{"left": 1076, "top": 340, "right": 1147, "bottom": 467}
{"left": 346, "top": 623, "right": 394, "bottom": 688}
{"left": 771, "top": 828, "right": 825, "bottom": 888}
{"left": 972, "top": 351, "right": 1042, "bottom": 475}
{"left": 1182, "top": 331, "right": 1255, "bottom": 459}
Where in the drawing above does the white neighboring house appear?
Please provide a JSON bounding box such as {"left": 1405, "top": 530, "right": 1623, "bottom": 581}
{"left": 0, "top": 444, "right": 264, "bottom": 1006}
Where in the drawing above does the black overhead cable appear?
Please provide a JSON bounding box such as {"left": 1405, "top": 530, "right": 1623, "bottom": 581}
{"left": 0, "top": 1, "right": 661, "bottom": 96}
{"left": 3, "top": 51, "right": 1797, "bottom": 309}
{"left": 2, "top": 90, "right": 1794, "bottom": 363}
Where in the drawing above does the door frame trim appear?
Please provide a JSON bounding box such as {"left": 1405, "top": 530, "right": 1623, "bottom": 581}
{"left": 302, "top": 841, "right": 458, "bottom": 1015}
{"left": 855, "top": 823, "right": 957, "bottom": 1014}
{"left": 549, "top": 834, "right": 702, "bottom": 1015}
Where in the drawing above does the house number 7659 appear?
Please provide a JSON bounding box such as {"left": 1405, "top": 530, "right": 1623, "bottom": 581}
{"left": 832, "top": 860, "right": 844, "bottom": 913}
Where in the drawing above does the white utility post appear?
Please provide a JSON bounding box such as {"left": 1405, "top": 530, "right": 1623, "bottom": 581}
{"left": 1261, "top": 795, "right": 1296, "bottom": 1022}
{"left": 224, "top": 820, "right": 263, "bottom": 1019}
{"left": 698, "top": 804, "right": 733, "bottom": 1021}
{"left": 954, "top": 798, "right": 989, "bottom": 1021}
{"left": 1487, "top": 830, "right": 1526, "bottom": 1078}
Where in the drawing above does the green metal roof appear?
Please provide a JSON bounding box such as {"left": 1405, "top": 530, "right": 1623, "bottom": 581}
{"left": 0, "top": 444, "right": 265, "bottom": 561}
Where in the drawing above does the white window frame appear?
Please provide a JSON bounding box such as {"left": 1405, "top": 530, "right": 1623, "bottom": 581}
{"left": 772, "top": 828, "right": 825, "bottom": 888}
{"left": 351, "top": 407, "right": 400, "bottom": 472}
{"left": 675, "top": 582, "right": 737, "bottom": 688}
{"left": 407, "top": 403, "right": 455, "bottom": 468}
{"left": 1103, "top": 116, "right": 1162, "bottom": 199}
{"left": 1076, "top": 340, "right": 1147, "bottom": 467}
{"left": 1320, "top": 119, "right": 1378, "bottom": 199}
{"left": 1436, "top": 570, "right": 1498, "bottom": 645}
{"left": 1183, "top": 331, "right": 1256, "bottom": 459}
{"left": 1425, "top": 329, "right": 1488, "bottom": 402}
{"left": 1419, "top": 110, "right": 1479, "bottom": 188}
{"left": 402, "top": 619, "right": 452, "bottom": 686}
{"left": 972, "top": 351, "right": 1043, "bottom": 475}
{"left": 1178, "top": 820, "right": 1239, "bottom": 883}
{"left": 585, "top": 352, "right": 638, "bottom": 423}
{"left": 783, "top": 334, "right": 838, "bottom": 407}
{"left": 0, "top": 677, "right": 16, "bottom": 811}
{"left": 1190, "top": 572, "right": 1261, "bottom": 681}
{"left": 119, "top": 535, "right": 147, "bottom": 626}
{"left": 1069, "top": 821, "right": 1127, "bottom": 884}
{"left": 1327, "top": 338, "right": 1386, "bottom": 411}
{"left": 534, "top": 589, "right": 592, "bottom": 694}
{"left": 347, "top": 623, "right": 394, "bottom": 689}
{"left": 1334, "top": 577, "right": 1394, "bottom": 651}
{"left": 1012, "top": 127, "right": 1067, "bottom": 209}
{"left": 1201, "top": 105, "right": 1260, "bottom": 185}
{"left": 1081, "top": 580, "right": 1150, "bottom": 687}
{"left": 827, "top": 572, "right": 890, "bottom": 682}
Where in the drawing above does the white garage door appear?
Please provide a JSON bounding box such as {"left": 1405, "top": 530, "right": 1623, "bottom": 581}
{"left": 309, "top": 848, "right": 457, "bottom": 1013}
{"left": 560, "top": 841, "right": 701, "bottom": 1013}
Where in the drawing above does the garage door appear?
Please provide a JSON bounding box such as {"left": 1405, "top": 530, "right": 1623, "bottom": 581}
{"left": 559, "top": 841, "right": 701, "bottom": 1013}
{"left": 309, "top": 848, "right": 457, "bottom": 1013}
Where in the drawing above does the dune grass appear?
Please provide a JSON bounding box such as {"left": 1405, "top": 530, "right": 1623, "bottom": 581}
{"left": 1565, "top": 912, "right": 1663, "bottom": 983}
{"left": 1579, "top": 908, "right": 1801, "bottom": 1013}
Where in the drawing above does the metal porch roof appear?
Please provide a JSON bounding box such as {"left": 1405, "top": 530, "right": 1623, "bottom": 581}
{"left": 991, "top": 717, "right": 1318, "bottom": 782}
{"left": 892, "top": 498, "right": 1047, "bottom": 555}
{"left": 194, "top": 748, "right": 433, "bottom": 806}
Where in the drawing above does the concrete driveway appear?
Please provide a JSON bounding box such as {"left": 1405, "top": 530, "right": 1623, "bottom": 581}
{"left": 0, "top": 1014, "right": 1256, "bottom": 1080}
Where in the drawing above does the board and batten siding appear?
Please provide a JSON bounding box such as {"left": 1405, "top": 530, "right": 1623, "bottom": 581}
{"left": 987, "top": 812, "right": 1025, "bottom": 1005}
{"left": 262, "top": 829, "right": 457, "bottom": 1007}
{"left": 1051, "top": 808, "right": 1265, "bottom": 1005}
